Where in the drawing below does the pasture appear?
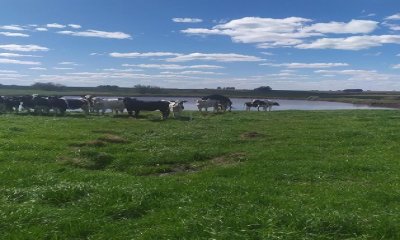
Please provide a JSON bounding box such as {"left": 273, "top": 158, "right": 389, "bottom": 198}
{"left": 1, "top": 110, "right": 400, "bottom": 239}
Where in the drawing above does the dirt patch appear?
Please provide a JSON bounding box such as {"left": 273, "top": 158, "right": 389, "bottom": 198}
{"left": 92, "top": 130, "right": 119, "bottom": 134}
{"left": 154, "top": 164, "right": 201, "bottom": 176}
{"left": 98, "top": 134, "right": 128, "bottom": 144}
{"left": 69, "top": 134, "right": 127, "bottom": 148}
{"left": 146, "top": 152, "right": 247, "bottom": 177}
{"left": 58, "top": 151, "right": 113, "bottom": 170}
{"left": 210, "top": 152, "right": 247, "bottom": 166}
{"left": 70, "top": 140, "right": 107, "bottom": 147}
{"left": 240, "top": 131, "right": 264, "bottom": 139}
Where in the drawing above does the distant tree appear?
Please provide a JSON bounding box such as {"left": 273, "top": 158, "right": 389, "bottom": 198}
{"left": 134, "top": 84, "right": 163, "bottom": 94}
{"left": 217, "top": 86, "right": 222, "bottom": 90}
{"left": 31, "top": 82, "right": 66, "bottom": 91}
{"left": 97, "top": 85, "right": 120, "bottom": 91}
{"left": 223, "top": 87, "right": 236, "bottom": 90}
{"left": 343, "top": 89, "right": 363, "bottom": 93}
{"left": 254, "top": 86, "right": 272, "bottom": 92}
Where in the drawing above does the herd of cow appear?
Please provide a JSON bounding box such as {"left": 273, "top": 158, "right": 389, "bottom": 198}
{"left": 0, "top": 94, "right": 279, "bottom": 119}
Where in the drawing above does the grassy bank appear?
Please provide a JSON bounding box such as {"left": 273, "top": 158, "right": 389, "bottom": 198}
{"left": 1, "top": 110, "right": 400, "bottom": 239}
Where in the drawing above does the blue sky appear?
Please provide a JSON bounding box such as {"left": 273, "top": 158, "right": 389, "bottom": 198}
{"left": 1, "top": 0, "right": 400, "bottom": 90}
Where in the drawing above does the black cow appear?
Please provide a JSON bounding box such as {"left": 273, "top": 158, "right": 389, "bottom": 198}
{"left": 47, "top": 96, "right": 68, "bottom": 115}
{"left": 123, "top": 97, "right": 170, "bottom": 119}
{"left": 202, "top": 94, "right": 232, "bottom": 112}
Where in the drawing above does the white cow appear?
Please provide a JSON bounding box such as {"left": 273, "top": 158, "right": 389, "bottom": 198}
{"left": 168, "top": 100, "right": 186, "bottom": 118}
{"left": 92, "top": 97, "right": 125, "bottom": 115}
{"left": 196, "top": 99, "right": 219, "bottom": 112}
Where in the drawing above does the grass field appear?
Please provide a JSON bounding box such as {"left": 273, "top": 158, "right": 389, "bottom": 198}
{"left": 1, "top": 110, "right": 400, "bottom": 239}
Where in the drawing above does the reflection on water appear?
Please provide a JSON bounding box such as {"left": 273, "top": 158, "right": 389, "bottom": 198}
{"left": 127, "top": 97, "right": 392, "bottom": 111}
{"left": 66, "top": 96, "right": 393, "bottom": 111}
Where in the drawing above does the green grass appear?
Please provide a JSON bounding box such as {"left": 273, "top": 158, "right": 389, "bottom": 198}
{"left": 1, "top": 110, "right": 400, "bottom": 239}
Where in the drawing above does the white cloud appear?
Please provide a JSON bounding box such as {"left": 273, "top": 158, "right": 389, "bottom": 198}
{"left": 166, "top": 53, "right": 263, "bottom": 62}
{"left": 58, "top": 29, "right": 132, "bottom": 39}
{"left": 68, "top": 24, "right": 82, "bottom": 29}
{"left": 382, "top": 22, "right": 400, "bottom": 31}
{"left": 172, "top": 18, "right": 203, "bottom": 23}
{"left": 0, "top": 70, "right": 17, "bottom": 73}
{"left": 0, "top": 32, "right": 29, "bottom": 37}
{"left": 122, "top": 63, "right": 224, "bottom": 70}
{"left": 0, "top": 58, "right": 40, "bottom": 65}
{"left": 181, "top": 17, "right": 385, "bottom": 50}
{"left": 0, "top": 44, "right": 49, "bottom": 52}
{"left": 54, "top": 67, "right": 74, "bottom": 70}
{"left": 363, "top": 52, "right": 382, "bottom": 56}
{"left": 0, "top": 53, "right": 40, "bottom": 58}
{"left": 296, "top": 35, "right": 400, "bottom": 50}
{"left": 0, "top": 25, "right": 25, "bottom": 31}
{"left": 261, "top": 62, "right": 349, "bottom": 68}
{"left": 181, "top": 17, "right": 316, "bottom": 47}
{"left": 302, "top": 20, "right": 378, "bottom": 34}
{"left": 161, "top": 70, "right": 224, "bottom": 75}
{"left": 261, "top": 52, "right": 274, "bottom": 56}
{"left": 314, "top": 69, "right": 392, "bottom": 81}
{"left": 58, "top": 61, "right": 79, "bottom": 66}
{"left": 110, "top": 52, "right": 180, "bottom": 58}
{"left": 29, "top": 67, "right": 47, "bottom": 70}
{"left": 0, "top": 73, "right": 28, "bottom": 78}
{"left": 90, "top": 52, "right": 105, "bottom": 56}
{"left": 47, "top": 23, "right": 66, "bottom": 28}
{"left": 35, "top": 27, "right": 48, "bottom": 31}
{"left": 385, "top": 13, "right": 400, "bottom": 20}
{"left": 176, "top": 70, "right": 224, "bottom": 75}
{"left": 393, "top": 64, "right": 400, "bottom": 69}
{"left": 102, "top": 68, "right": 143, "bottom": 72}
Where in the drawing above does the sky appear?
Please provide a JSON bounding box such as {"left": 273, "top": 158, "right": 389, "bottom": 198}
{"left": 0, "top": 0, "right": 400, "bottom": 90}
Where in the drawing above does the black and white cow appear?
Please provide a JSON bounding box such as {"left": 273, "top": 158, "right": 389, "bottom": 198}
{"left": 91, "top": 97, "right": 125, "bottom": 115}
{"left": 63, "top": 97, "right": 90, "bottom": 114}
{"left": 202, "top": 94, "right": 232, "bottom": 112}
{"left": 19, "top": 95, "right": 51, "bottom": 114}
{"left": 0, "top": 96, "right": 21, "bottom": 113}
{"left": 123, "top": 97, "right": 170, "bottom": 119}
{"left": 19, "top": 95, "right": 35, "bottom": 112}
{"left": 196, "top": 99, "right": 219, "bottom": 112}
{"left": 167, "top": 100, "right": 186, "bottom": 118}
{"left": 244, "top": 101, "right": 258, "bottom": 111}
{"left": 47, "top": 96, "right": 68, "bottom": 115}
{"left": 251, "top": 99, "right": 280, "bottom": 111}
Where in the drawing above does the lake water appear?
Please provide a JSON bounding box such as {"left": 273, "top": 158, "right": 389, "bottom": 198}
{"left": 81, "top": 96, "right": 392, "bottom": 111}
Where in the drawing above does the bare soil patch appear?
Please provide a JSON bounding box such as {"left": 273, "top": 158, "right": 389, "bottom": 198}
{"left": 97, "top": 134, "right": 128, "bottom": 144}
{"left": 240, "top": 131, "right": 264, "bottom": 139}
{"left": 147, "top": 152, "right": 247, "bottom": 177}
